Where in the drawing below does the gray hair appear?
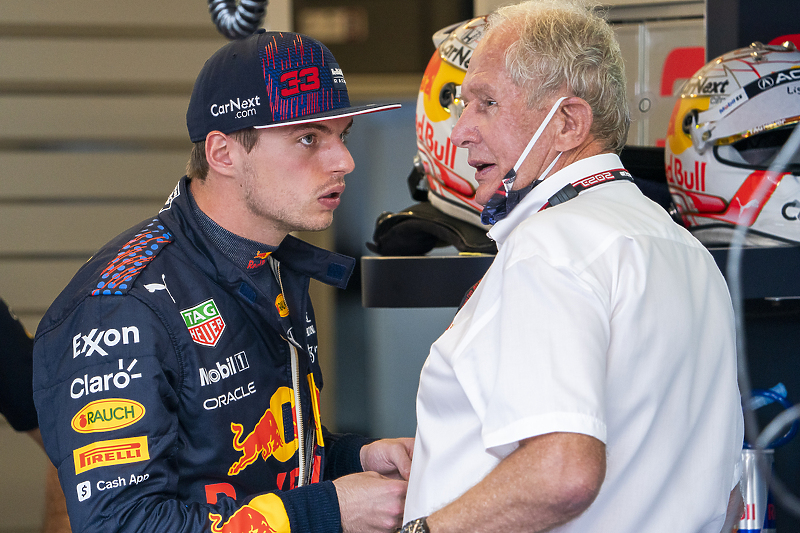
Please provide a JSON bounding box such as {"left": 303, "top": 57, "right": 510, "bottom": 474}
{"left": 487, "top": 0, "right": 630, "bottom": 154}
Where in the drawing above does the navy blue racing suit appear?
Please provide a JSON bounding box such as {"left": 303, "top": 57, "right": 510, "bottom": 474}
{"left": 33, "top": 177, "right": 367, "bottom": 533}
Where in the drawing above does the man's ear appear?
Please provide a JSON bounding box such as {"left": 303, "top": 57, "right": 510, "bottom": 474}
{"left": 553, "top": 97, "right": 594, "bottom": 152}
{"left": 205, "top": 131, "right": 236, "bottom": 177}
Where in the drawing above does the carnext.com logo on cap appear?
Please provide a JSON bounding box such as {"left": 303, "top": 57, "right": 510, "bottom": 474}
{"left": 210, "top": 96, "right": 262, "bottom": 119}
{"left": 331, "top": 67, "right": 346, "bottom": 90}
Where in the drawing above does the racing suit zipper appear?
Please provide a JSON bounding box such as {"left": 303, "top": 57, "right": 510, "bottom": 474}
{"left": 289, "top": 342, "right": 306, "bottom": 487}
{"left": 272, "top": 260, "right": 307, "bottom": 487}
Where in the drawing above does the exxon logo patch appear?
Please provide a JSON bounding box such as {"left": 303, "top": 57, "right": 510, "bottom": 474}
{"left": 181, "top": 299, "right": 226, "bottom": 347}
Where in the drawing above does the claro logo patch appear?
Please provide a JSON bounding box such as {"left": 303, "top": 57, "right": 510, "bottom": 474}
{"left": 71, "top": 399, "right": 145, "bottom": 433}
{"left": 181, "top": 299, "right": 226, "bottom": 347}
{"left": 73, "top": 436, "right": 149, "bottom": 474}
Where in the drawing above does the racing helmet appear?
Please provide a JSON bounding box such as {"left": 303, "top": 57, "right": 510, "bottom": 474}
{"left": 415, "top": 16, "right": 487, "bottom": 228}
{"left": 665, "top": 41, "right": 800, "bottom": 246}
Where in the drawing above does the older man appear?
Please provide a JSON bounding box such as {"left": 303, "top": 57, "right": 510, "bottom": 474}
{"left": 401, "top": 1, "right": 744, "bottom": 532}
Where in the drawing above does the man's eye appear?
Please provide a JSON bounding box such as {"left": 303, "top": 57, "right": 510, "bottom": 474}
{"left": 340, "top": 130, "right": 350, "bottom": 143}
{"left": 486, "top": 99, "right": 497, "bottom": 107}
{"left": 300, "top": 134, "right": 315, "bottom": 146}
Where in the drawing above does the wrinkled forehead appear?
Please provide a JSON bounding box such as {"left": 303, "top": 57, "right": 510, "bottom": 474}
{"left": 462, "top": 31, "right": 514, "bottom": 89}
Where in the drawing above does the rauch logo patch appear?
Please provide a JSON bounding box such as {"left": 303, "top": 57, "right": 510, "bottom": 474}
{"left": 71, "top": 399, "right": 145, "bottom": 434}
{"left": 181, "top": 299, "right": 226, "bottom": 347}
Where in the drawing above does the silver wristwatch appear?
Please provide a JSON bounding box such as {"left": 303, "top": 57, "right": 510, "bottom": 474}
{"left": 400, "top": 517, "right": 430, "bottom": 533}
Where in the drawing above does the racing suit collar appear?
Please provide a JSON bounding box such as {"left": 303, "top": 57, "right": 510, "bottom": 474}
{"left": 160, "top": 177, "right": 355, "bottom": 290}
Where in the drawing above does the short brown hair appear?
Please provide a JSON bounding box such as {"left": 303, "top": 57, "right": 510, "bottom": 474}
{"left": 186, "top": 128, "right": 260, "bottom": 180}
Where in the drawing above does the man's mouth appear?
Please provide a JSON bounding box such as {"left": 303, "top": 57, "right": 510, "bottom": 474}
{"left": 471, "top": 161, "right": 496, "bottom": 179}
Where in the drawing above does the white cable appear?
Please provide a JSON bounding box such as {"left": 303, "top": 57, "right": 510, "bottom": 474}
{"left": 729, "top": 122, "right": 800, "bottom": 517}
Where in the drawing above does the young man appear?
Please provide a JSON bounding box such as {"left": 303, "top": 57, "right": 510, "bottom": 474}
{"left": 400, "top": 1, "right": 743, "bottom": 532}
{"left": 33, "top": 30, "right": 411, "bottom": 533}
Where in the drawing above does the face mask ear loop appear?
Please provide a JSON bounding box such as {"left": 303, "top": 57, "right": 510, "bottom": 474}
{"left": 538, "top": 151, "right": 563, "bottom": 181}
{"left": 512, "top": 96, "right": 568, "bottom": 173}
{"left": 501, "top": 96, "right": 567, "bottom": 192}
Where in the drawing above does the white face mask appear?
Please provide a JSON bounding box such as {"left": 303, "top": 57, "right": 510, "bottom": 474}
{"left": 501, "top": 96, "right": 567, "bottom": 192}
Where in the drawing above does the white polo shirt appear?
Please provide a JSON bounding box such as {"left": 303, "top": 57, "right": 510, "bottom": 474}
{"left": 404, "top": 154, "right": 743, "bottom": 532}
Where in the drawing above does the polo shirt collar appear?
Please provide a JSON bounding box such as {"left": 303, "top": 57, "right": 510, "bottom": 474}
{"left": 487, "top": 153, "right": 623, "bottom": 245}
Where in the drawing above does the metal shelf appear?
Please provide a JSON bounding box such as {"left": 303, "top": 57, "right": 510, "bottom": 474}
{"left": 361, "top": 245, "right": 800, "bottom": 308}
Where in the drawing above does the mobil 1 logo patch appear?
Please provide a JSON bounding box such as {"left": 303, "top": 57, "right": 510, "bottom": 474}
{"left": 181, "top": 299, "right": 225, "bottom": 347}
{"left": 199, "top": 352, "right": 250, "bottom": 387}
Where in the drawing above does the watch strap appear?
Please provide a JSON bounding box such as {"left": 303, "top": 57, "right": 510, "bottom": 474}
{"left": 400, "top": 516, "right": 430, "bottom": 533}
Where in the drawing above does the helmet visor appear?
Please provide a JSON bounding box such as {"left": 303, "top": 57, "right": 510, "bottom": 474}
{"left": 714, "top": 125, "right": 800, "bottom": 171}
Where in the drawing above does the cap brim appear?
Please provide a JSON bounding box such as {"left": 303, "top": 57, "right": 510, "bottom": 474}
{"left": 253, "top": 103, "right": 401, "bottom": 130}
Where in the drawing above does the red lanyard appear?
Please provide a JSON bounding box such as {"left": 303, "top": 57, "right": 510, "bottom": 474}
{"left": 539, "top": 168, "right": 633, "bottom": 211}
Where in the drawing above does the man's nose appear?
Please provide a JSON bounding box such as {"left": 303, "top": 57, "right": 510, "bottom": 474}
{"left": 450, "top": 109, "right": 477, "bottom": 148}
{"left": 333, "top": 142, "right": 355, "bottom": 175}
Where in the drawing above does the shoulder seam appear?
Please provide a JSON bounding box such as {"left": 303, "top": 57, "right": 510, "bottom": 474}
{"left": 91, "top": 218, "right": 173, "bottom": 296}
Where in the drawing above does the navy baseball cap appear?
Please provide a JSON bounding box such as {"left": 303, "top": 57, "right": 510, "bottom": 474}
{"left": 187, "top": 30, "right": 400, "bottom": 142}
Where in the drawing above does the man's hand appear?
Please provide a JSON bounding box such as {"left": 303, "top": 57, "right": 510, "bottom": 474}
{"left": 333, "top": 471, "right": 408, "bottom": 533}
{"left": 360, "top": 438, "right": 414, "bottom": 480}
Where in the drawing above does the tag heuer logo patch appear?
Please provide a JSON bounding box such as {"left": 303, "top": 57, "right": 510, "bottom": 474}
{"left": 181, "top": 299, "right": 225, "bottom": 347}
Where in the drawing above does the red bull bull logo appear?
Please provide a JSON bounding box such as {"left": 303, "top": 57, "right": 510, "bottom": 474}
{"left": 208, "top": 494, "right": 289, "bottom": 533}
{"left": 228, "top": 387, "right": 296, "bottom": 475}
{"left": 209, "top": 506, "right": 275, "bottom": 533}
{"left": 248, "top": 250, "right": 271, "bottom": 269}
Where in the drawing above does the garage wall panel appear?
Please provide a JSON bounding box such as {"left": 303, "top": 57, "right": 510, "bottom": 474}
{"left": 0, "top": 152, "right": 187, "bottom": 199}
{"left": 0, "top": 38, "right": 224, "bottom": 91}
{"left": 0, "top": 96, "right": 191, "bottom": 142}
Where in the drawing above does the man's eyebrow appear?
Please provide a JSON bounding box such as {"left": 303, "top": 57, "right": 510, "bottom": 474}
{"left": 287, "top": 119, "right": 353, "bottom": 135}
{"left": 462, "top": 80, "right": 491, "bottom": 98}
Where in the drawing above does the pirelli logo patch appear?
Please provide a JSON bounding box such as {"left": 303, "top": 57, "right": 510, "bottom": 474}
{"left": 181, "top": 299, "right": 226, "bottom": 347}
{"left": 73, "top": 436, "right": 149, "bottom": 474}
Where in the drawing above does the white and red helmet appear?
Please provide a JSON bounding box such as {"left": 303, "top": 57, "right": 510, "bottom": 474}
{"left": 415, "top": 16, "right": 487, "bottom": 228}
{"left": 665, "top": 42, "right": 800, "bottom": 245}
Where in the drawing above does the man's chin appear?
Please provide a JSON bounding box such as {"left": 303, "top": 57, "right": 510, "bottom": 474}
{"left": 474, "top": 190, "right": 494, "bottom": 208}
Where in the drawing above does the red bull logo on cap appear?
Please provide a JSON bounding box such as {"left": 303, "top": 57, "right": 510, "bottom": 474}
{"left": 228, "top": 387, "right": 297, "bottom": 475}
{"left": 181, "top": 299, "right": 226, "bottom": 347}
